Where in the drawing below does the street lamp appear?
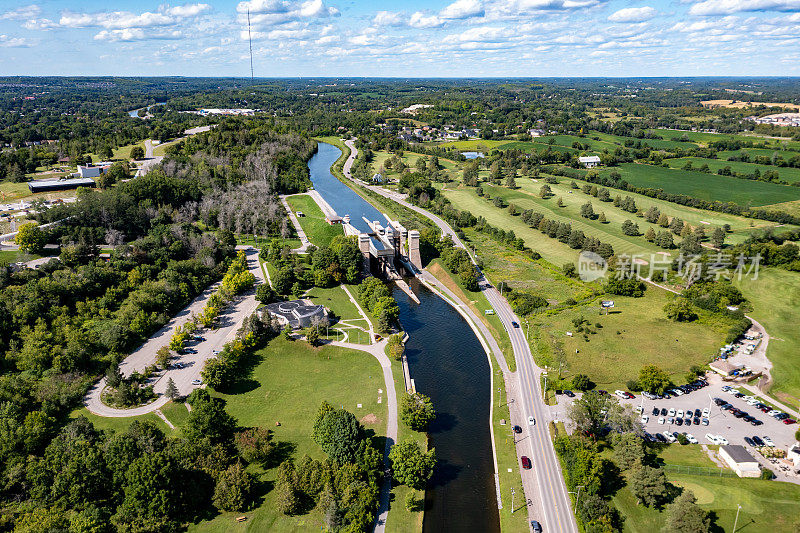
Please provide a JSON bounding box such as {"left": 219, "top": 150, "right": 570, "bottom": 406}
{"left": 732, "top": 503, "right": 742, "bottom": 533}
{"left": 511, "top": 487, "right": 516, "bottom": 513}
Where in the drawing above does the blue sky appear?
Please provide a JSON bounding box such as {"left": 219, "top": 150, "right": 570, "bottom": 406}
{"left": 1, "top": 0, "right": 799, "bottom": 77}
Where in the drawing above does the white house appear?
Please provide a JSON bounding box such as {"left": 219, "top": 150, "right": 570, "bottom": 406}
{"left": 372, "top": 173, "right": 383, "bottom": 183}
{"left": 578, "top": 156, "right": 601, "bottom": 169}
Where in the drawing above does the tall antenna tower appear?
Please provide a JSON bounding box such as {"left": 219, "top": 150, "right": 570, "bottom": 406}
{"left": 247, "top": 7, "right": 254, "bottom": 82}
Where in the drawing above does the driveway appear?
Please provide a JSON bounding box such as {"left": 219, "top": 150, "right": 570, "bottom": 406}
{"left": 84, "top": 246, "right": 265, "bottom": 417}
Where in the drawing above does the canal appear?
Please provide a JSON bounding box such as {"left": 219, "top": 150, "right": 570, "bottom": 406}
{"left": 309, "top": 142, "right": 500, "bottom": 533}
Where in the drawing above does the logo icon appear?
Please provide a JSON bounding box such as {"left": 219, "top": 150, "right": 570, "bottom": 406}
{"left": 578, "top": 251, "right": 607, "bottom": 282}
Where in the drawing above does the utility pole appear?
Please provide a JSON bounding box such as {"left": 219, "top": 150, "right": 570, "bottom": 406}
{"left": 246, "top": 7, "right": 254, "bottom": 83}
{"left": 511, "top": 487, "right": 515, "bottom": 513}
{"left": 568, "top": 485, "right": 584, "bottom": 509}
{"left": 733, "top": 503, "right": 742, "bottom": 533}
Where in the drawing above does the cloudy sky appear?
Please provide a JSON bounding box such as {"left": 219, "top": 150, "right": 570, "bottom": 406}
{"left": 1, "top": 0, "right": 799, "bottom": 77}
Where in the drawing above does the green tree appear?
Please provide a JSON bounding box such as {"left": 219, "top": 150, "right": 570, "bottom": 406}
{"left": 400, "top": 392, "right": 437, "bottom": 432}
{"left": 629, "top": 465, "right": 668, "bottom": 507}
{"left": 664, "top": 299, "right": 698, "bottom": 322}
{"left": 389, "top": 438, "right": 437, "bottom": 490}
{"left": 185, "top": 389, "right": 237, "bottom": 446}
{"left": 164, "top": 378, "right": 179, "bottom": 400}
{"left": 156, "top": 346, "right": 171, "bottom": 370}
{"left": 305, "top": 325, "right": 321, "bottom": 346}
{"left": 130, "top": 145, "right": 145, "bottom": 160}
{"left": 638, "top": 365, "right": 673, "bottom": 395}
{"left": 611, "top": 432, "right": 645, "bottom": 470}
{"left": 711, "top": 227, "right": 725, "bottom": 249}
{"left": 645, "top": 227, "right": 656, "bottom": 242}
{"left": 312, "top": 402, "right": 363, "bottom": 464}
{"left": 15, "top": 222, "right": 45, "bottom": 253}
{"left": 572, "top": 373, "right": 592, "bottom": 391}
{"left": 387, "top": 334, "right": 405, "bottom": 361}
{"left": 213, "top": 462, "right": 254, "bottom": 512}
{"left": 111, "top": 452, "right": 182, "bottom": 531}
{"left": 663, "top": 490, "right": 710, "bottom": 533}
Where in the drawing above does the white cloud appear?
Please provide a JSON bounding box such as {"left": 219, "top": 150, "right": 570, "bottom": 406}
{"left": 373, "top": 11, "right": 404, "bottom": 26}
{"left": 608, "top": 6, "right": 656, "bottom": 22}
{"left": 689, "top": 0, "right": 800, "bottom": 16}
{"left": 93, "top": 28, "right": 184, "bottom": 42}
{"left": 0, "top": 34, "right": 33, "bottom": 47}
{"left": 409, "top": 12, "right": 444, "bottom": 28}
{"left": 60, "top": 11, "right": 174, "bottom": 29}
{"left": 0, "top": 5, "right": 41, "bottom": 20}
{"left": 444, "top": 26, "right": 506, "bottom": 42}
{"left": 440, "top": 0, "right": 485, "bottom": 19}
{"left": 237, "top": 0, "right": 338, "bottom": 17}
{"left": 164, "top": 4, "right": 212, "bottom": 17}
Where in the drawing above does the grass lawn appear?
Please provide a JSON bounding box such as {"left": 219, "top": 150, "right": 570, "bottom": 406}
{"left": 69, "top": 405, "right": 176, "bottom": 435}
{"left": 603, "top": 163, "right": 800, "bottom": 207}
{"left": 304, "top": 285, "right": 361, "bottom": 320}
{"left": 530, "top": 285, "right": 729, "bottom": 391}
{"left": 189, "top": 336, "right": 388, "bottom": 532}
{"left": 613, "top": 445, "right": 800, "bottom": 533}
{"left": 0, "top": 249, "right": 45, "bottom": 264}
{"left": 735, "top": 268, "right": 800, "bottom": 406}
{"left": 649, "top": 129, "right": 800, "bottom": 150}
{"left": 665, "top": 157, "right": 800, "bottom": 184}
{"left": 285, "top": 194, "right": 343, "bottom": 248}
{"left": 427, "top": 259, "right": 516, "bottom": 371}
{"left": 160, "top": 400, "right": 190, "bottom": 430}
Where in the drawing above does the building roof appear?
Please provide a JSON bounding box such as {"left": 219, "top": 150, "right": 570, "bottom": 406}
{"left": 709, "top": 359, "right": 742, "bottom": 375}
{"left": 28, "top": 177, "right": 96, "bottom": 192}
{"left": 579, "top": 155, "right": 601, "bottom": 163}
{"left": 721, "top": 445, "right": 757, "bottom": 464}
{"left": 264, "top": 299, "right": 326, "bottom": 328}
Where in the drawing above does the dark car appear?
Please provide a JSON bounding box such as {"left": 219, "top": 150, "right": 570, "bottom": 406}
{"left": 513, "top": 425, "right": 522, "bottom": 434}
{"left": 751, "top": 420, "right": 763, "bottom": 426}
{"left": 676, "top": 418, "right": 683, "bottom": 426}
{"left": 521, "top": 456, "right": 532, "bottom": 469}
{"left": 661, "top": 408, "right": 668, "bottom": 416}
{"left": 714, "top": 398, "right": 725, "bottom": 406}
{"left": 564, "top": 390, "right": 575, "bottom": 398}
{"left": 753, "top": 436, "right": 765, "bottom": 446}
{"left": 685, "top": 418, "right": 693, "bottom": 426}
{"left": 734, "top": 392, "right": 744, "bottom": 398}
{"left": 512, "top": 321, "right": 520, "bottom": 328}
{"left": 694, "top": 409, "right": 702, "bottom": 417}
{"left": 744, "top": 437, "right": 755, "bottom": 446}
{"left": 653, "top": 407, "right": 660, "bottom": 416}
{"left": 530, "top": 520, "right": 543, "bottom": 533}
{"left": 655, "top": 433, "right": 667, "bottom": 443}
{"left": 598, "top": 390, "right": 608, "bottom": 395}
{"left": 733, "top": 411, "right": 746, "bottom": 419}
{"left": 693, "top": 418, "right": 701, "bottom": 425}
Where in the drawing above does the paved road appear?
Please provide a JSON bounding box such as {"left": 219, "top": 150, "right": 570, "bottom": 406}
{"left": 279, "top": 194, "right": 312, "bottom": 252}
{"left": 135, "top": 125, "right": 215, "bottom": 177}
{"left": 341, "top": 140, "right": 579, "bottom": 533}
{"left": 84, "top": 246, "right": 265, "bottom": 417}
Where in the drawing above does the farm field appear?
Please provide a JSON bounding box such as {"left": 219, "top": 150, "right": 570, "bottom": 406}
{"left": 604, "top": 163, "right": 800, "bottom": 206}
{"left": 530, "top": 284, "right": 729, "bottom": 391}
{"left": 735, "top": 268, "right": 800, "bottom": 404}
{"left": 285, "top": 193, "right": 342, "bottom": 248}
{"left": 717, "top": 147, "right": 800, "bottom": 159}
{"left": 613, "top": 445, "right": 800, "bottom": 533}
{"left": 189, "top": 337, "right": 387, "bottom": 532}
{"left": 498, "top": 140, "right": 578, "bottom": 154}
{"left": 665, "top": 157, "right": 800, "bottom": 184}
{"left": 648, "top": 129, "right": 800, "bottom": 150}
{"left": 590, "top": 131, "right": 699, "bottom": 150}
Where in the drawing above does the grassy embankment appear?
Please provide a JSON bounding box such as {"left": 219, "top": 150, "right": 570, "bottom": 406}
{"left": 285, "top": 194, "right": 343, "bottom": 248}
{"left": 188, "top": 337, "right": 388, "bottom": 532}
{"left": 664, "top": 157, "right": 800, "bottom": 184}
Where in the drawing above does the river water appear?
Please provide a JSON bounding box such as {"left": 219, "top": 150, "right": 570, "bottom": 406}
{"left": 309, "top": 142, "right": 500, "bottom": 533}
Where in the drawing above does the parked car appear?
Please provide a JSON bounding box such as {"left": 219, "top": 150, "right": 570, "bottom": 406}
{"left": 513, "top": 425, "right": 522, "bottom": 434}
{"left": 641, "top": 415, "right": 649, "bottom": 423}
{"left": 705, "top": 433, "right": 717, "bottom": 444}
{"left": 685, "top": 434, "right": 698, "bottom": 444}
{"left": 191, "top": 379, "right": 202, "bottom": 385}
{"left": 763, "top": 436, "right": 775, "bottom": 447}
{"left": 655, "top": 433, "right": 667, "bottom": 443}
{"left": 668, "top": 408, "right": 676, "bottom": 417}
{"left": 652, "top": 407, "right": 660, "bottom": 416}
{"left": 658, "top": 417, "right": 665, "bottom": 425}
{"left": 783, "top": 418, "right": 796, "bottom": 425}
{"left": 676, "top": 418, "right": 683, "bottom": 426}
{"left": 701, "top": 418, "right": 709, "bottom": 426}
{"left": 530, "top": 520, "right": 542, "bottom": 533}
{"left": 702, "top": 407, "right": 710, "bottom": 417}
{"left": 528, "top": 416, "right": 536, "bottom": 426}
{"left": 744, "top": 437, "right": 755, "bottom": 447}
{"left": 717, "top": 436, "right": 729, "bottom": 445}
{"left": 676, "top": 409, "right": 684, "bottom": 418}
{"left": 664, "top": 431, "right": 677, "bottom": 443}
{"left": 563, "top": 390, "right": 575, "bottom": 398}
{"left": 521, "top": 456, "right": 532, "bottom": 469}
{"left": 752, "top": 436, "right": 765, "bottom": 446}
{"left": 661, "top": 408, "right": 667, "bottom": 416}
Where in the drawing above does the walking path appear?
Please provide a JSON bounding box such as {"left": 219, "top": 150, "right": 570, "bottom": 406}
{"left": 279, "top": 194, "right": 312, "bottom": 253}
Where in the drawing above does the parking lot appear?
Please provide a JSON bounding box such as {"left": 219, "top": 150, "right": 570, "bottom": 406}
{"left": 554, "top": 374, "right": 798, "bottom": 454}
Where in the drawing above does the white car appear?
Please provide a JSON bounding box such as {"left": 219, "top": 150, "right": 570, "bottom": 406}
{"left": 767, "top": 410, "right": 781, "bottom": 417}
{"left": 635, "top": 405, "right": 644, "bottom": 414}
{"left": 764, "top": 436, "right": 775, "bottom": 447}
{"left": 721, "top": 385, "right": 732, "bottom": 392}
{"left": 641, "top": 415, "right": 649, "bottom": 423}
{"left": 705, "top": 433, "right": 718, "bottom": 444}
{"left": 685, "top": 434, "right": 698, "bottom": 444}
{"left": 191, "top": 379, "right": 202, "bottom": 385}
{"left": 528, "top": 416, "right": 536, "bottom": 426}
{"left": 658, "top": 417, "right": 665, "bottom": 425}
{"left": 702, "top": 407, "right": 710, "bottom": 417}
{"left": 726, "top": 388, "right": 738, "bottom": 395}
{"left": 664, "top": 431, "right": 677, "bottom": 443}
{"left": 717, "top": 436, "right": 729, "bottom": 445}
{"left": 614, "top": 390, "right": 628, "bottom": 399}
{"left": 676, "top": 409, "right": 684, "bottom": 418}
{"left": 672, "top": 388, "right": 685, "bottom": 396}
{"left": 668, "top": 408, "right": 676, "bottom": 417}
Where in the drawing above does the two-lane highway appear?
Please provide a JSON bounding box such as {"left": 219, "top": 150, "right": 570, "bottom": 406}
{"left": 341, "top": 139, "right": 579, "bottom": 533}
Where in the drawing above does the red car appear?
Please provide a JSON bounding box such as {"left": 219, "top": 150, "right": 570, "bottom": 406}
{"left": 521, "top": 456, "right": 532, "bottom": 469}
{"left": 783, "top": 418, "right": 796, "bottom": 425}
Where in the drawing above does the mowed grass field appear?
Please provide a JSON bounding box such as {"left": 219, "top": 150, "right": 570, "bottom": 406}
{"left": 665, "top": 157, "right": 800, "bottom": 184}
{"left": 189, "top": 337, "right": 387, "bottom": 532}
{"left": 530, "top": 285, "right": 728, "bottom": 391}
{"left": 613, "top": 445, "right": 800, "bottom": 533}
{"left": 735, "top": 268, "right": 800, "bottom": 405}
{"left": 604, "top": 163, "right": 800, "bottom": 206}
{"left": 648, "top": 129, "right": 800, "bottom": 150}
{"left": 285, "top": 193, "right": 343, "bottom": 248}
